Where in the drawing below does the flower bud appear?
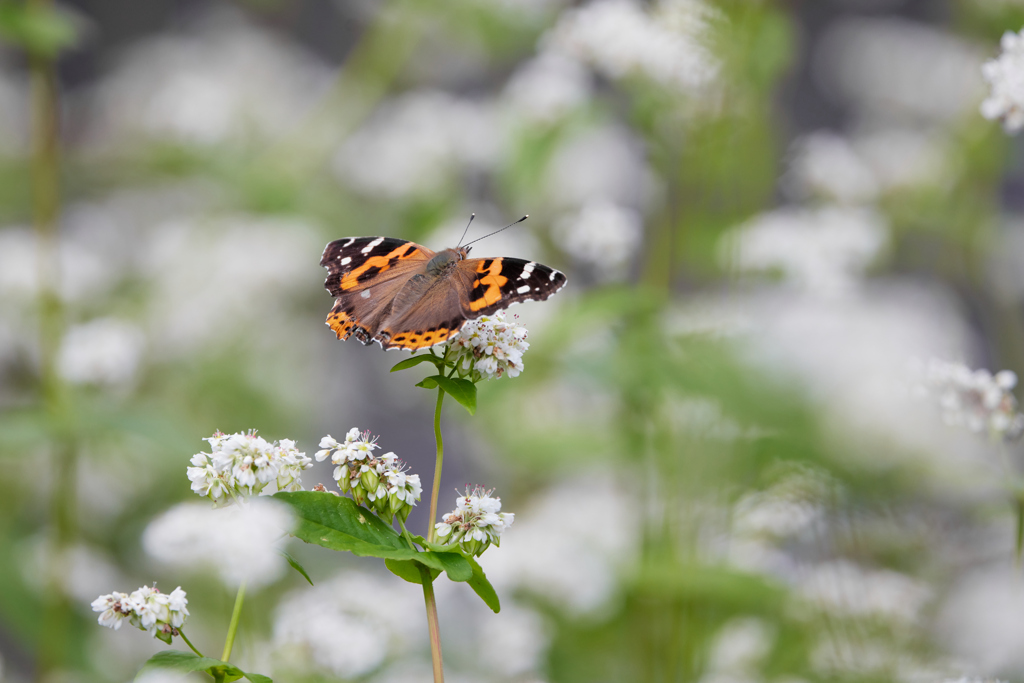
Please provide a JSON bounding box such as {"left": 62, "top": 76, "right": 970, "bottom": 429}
{"left": 361, "top": 468, "right": 380, "bottom": 492}
{"left": 337, "top": 465, "right": 351, "bottom": 490}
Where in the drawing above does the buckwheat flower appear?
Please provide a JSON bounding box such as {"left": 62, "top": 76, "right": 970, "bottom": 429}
{"left": 142, "top": 499, "right": 296, "bottom": 588}
{"left": 187, "top": 430, "right": 312, "bottom": 504}
{"left": 914, "top": 358, "right": 1024, "bottom": 441}
{"left": 445, "top": 310, "right": 530, "bottom": 381}
{"left": 91, "top": 591, "right": 132, "bottom": 630}
{"left": 435, "top": 486, "right": 514, "bottom": 557}
{"left": 982, "top": 28, "right": 1024, "bottom": 133}
{"left": 315, "top": 429, "right": 421, "bottom": 522}
{"left": 554, "top": 200, "right": 643, "bottom": 280}
{"left": 91, "top": 585, "right": 189, "bottom": 644}
{"left": 57, "top": 318, "right": 145, "bottom": 386}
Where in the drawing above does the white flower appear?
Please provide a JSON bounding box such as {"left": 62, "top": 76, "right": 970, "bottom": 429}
{"left": 187, "top": 430, "right": 312, "bottom": 503}
{"left": 333, "top": 90, "right": 499, "bottom": 199}
{"left": 91, "top": 585, "right": 189, "bottom": 642}
{"left": 315, "top": 429, "right": 420, "bottom": 521}
{"left": 982, "top": 29, "right": 1024, "bottom": 133}
{"left": 57, "top": 318, "right": 145, "bottom": 386}
{"left": 272, "top": 572, "right": 421, "bottom": 679}
{"left": 434, "top": 486, "right": 514, "bottom": 556}
{"left": 503, "top": 50, "right": 592, "bottom": 124}
{"left": 91, "top": 591, "right": 131, "bottom": 630}
{"left": 720, "top": 206, "right": 888, "bottom": 297}
{"left": 554, "top": 200, "right": 643, "bottom": 279}
{"left": 142, "top": 499, "right": 296, "bottom": 588}
{"left": 445, "top": 310, "right": 530, "bottom": 380}
{"left": 912, "top": 358, "right": 1024, "bottom": 441}
{"left": 798, "top": 560, "right": 931, "bottom": 624}
{"left": 545, "top": 0, "right": 719, "bottom": 94}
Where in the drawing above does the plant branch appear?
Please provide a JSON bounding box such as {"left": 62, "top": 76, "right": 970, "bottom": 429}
{"left": 220, "top": 581, "right": 247, "bottom": 662}
{"left": 419, "top": 564, "right": 445, "bottom": 683}
{"left": 177, "top": 629, "right": 204, "bottom": 658}
{"left": 427, "top": 387, "right": 445, "bottom": 543}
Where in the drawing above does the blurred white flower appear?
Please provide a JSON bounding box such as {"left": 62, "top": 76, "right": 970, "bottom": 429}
{"left": 135, "top": 671, "right": 206, "bottom": 683}
{"left": 721, "top": 206, "right": 887, "bottom": 296}
{"left": 982, "top": 29, "right": 1024, "bottom": 133}
{"left": 446, "top": 310, "right": 531, "bottom": 380}
{"left": 91, "top": 585, "right": 189, "bottom": 643}
{"left": 481, "top": 474, "right": 638, "bottom": 615}
{"left": 733, "top": 470, "right": 829, "bottom": 539}
{"left": 143, "top": 215, "right": 320, "bottom": 355}
{"left": 477, "top": 603, "right": 550, "bottom": 677}
{"left": 554, "top": 200, "right": 643, "bottom": 280}
{"left": 853, "top": 127, "right": 949, "bottom": 192}
{"left": 188, "top": 430, "right": 313, "bottom": 503}
{"left": 544, "top": 124, "right": 651, "bottom": 212}
{"left": 435, "top": 486, "right": 515, "bottom": 557}
{"left": 315, "top": 428, "right": 421, "bottom": 521}
{"left": 273, "top": 571, "right": 421, "bottom": 679}
{"left": 783, "top": 132, "right": 880, "bottom": 205}
{"left": 798, "top": 560, "right": 931, "bottom": 624}
{"left": 142, "top": 498, "right": 296, "bottom": 588}
{"left": 0, "top": 228, "right": 115, "bottom": 306}
{"left": 545, "top": 0, "right": 719, "bottom": 94}
{"left": 939, "top": 566, "right": 1024, "bottom": 674}
{"left": 334, "top": 90, "right": 499, "bottom": 199}
{"left": 85, "top": 10, "right": 333, "bottom": 147}
{"left": 21, "top": 539, "right": 127, "bottom": 604}
{"left": 816, "top": 18, "right": 986, "bottom": 123}
{"left": 57, "top": 318, "right": 145, "bottom": 386}
{"left": 911, "top": 358, "right": 1024, "bottom": 441}
{"left": 503, "top": 50, "right": 592, "bottom": 124}
{"left": 704, "top": 618, "right": 774, "bottom": 681}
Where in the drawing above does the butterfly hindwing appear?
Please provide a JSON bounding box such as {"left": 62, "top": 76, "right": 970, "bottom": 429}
{"left": 459, "top": 257, "right": 567, "bottom": 317}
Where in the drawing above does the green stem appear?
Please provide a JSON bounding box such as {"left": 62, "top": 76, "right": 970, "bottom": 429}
{"left": 427, "top": 388, "right": 445, "bottom": 543}
{"left": 220, "top": 581, "right": 247, "bottom": 662}
{"left": 419, "top": 564, "right": 445, "bottom": 683}
{"left": 177, "top": 629, "right": 204, "bottom": 658}
{"left": 398, "top": 518, "right": 418, "bottom": 549}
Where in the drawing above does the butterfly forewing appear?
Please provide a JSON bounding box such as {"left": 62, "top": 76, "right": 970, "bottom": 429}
{"left": 321, "top": 237, "right": 433, "bottom": 296}
{"left": 458, "top": 257, "right": 567, "bottom": 318}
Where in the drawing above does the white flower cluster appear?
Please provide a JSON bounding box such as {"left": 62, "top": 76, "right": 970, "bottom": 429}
{"left": 545, "top": 0, "right": 719, "bottom": 95}
{"left": 982, "top": 29, "right": 1024, "bottom": 133}
{"left": 914, "top": 358, "right": 1024, "bottom": 441}
{"left": 91, "top": 585, "right": 189, "bottom": 644}
{"left": 446, "top": 310, "right": 529, "bottom": 380}
{"left": 316, "top": 429, "right": 422, "bottom": 523}
{"left": 188, "top": 430, "right": 313, "bottom": 504}
{"left": 435, "top": 486, "right": 515, "bottom": 557}
{"left": 142, "top": 499, "right": 296, "bottom": 588}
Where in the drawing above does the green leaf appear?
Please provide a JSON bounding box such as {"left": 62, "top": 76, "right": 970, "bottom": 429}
{"left": 275, "top": 492, "right": 473, "bottom": 580}
{"left": 386, "top": 558, "right": 440, "bottom": 584}
{"left": 135, "top": 651, "right": 271, "bottom": 682}
{"left": 0, "top": 2, "right": 78, "bottom": 57}
{"left": 416, "top": 376, "right": 440, "bottom": 389}
{"left": 433, "top": 376, "right": 477, "bottom": 415}
{"left": 466, "top": 557, "right": 501, "bottom": 613}
{"left": 391, "top": 354, "right": 445, "bottom": 373}
{"left": 281, "top": 550, "right": 313, "bottom": 586}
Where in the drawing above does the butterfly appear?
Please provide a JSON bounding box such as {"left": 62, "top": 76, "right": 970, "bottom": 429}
{"left": 320, "top": 223, "right": 567, "bottom": 351}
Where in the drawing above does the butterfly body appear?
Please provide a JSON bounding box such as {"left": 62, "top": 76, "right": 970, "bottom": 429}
{"left": 320, "top": 236, "right": 566, "bottom": 351}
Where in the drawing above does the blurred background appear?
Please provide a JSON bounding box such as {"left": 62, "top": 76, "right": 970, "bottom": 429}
{"left": 5, "top": 0, "right": 1024, "bottom": 681}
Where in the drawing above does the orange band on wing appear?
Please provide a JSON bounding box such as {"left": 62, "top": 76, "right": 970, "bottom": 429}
{"left": 339, "top": 243, "right": 419, "bottom": 291}
{"left": 326, "top": 302, "right": 355, "bottom": 340}
{"left": 468, "top": 259, "right": 508, "bottom": 312}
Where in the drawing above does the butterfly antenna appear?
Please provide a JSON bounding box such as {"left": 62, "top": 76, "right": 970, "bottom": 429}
{"left": 463, "top": 215, "right": 529, "bottom": 248}
{"left": 456, "top": 213, "right": 476, "bottom": 248}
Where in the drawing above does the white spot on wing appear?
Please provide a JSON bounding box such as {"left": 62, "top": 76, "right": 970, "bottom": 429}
{"left": 517, "top": 285, "right": 531, "bottom": 294}
{"left": 340, "top": 256, "right": 352, "bottom": 265}
{"left": 518, "top": 262, "right": 536, "bottom": 280}
{"left": 362, "top": 237, "right": 384, "bottom": 254}
{"left": 361, "top": 289, "right": 371, "bottom": 299}
{"left": 549, "top": 270, "right": 559, "bottom": 281}
{"left": 342, "top": 238, "right": 356, "bottom": 247}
